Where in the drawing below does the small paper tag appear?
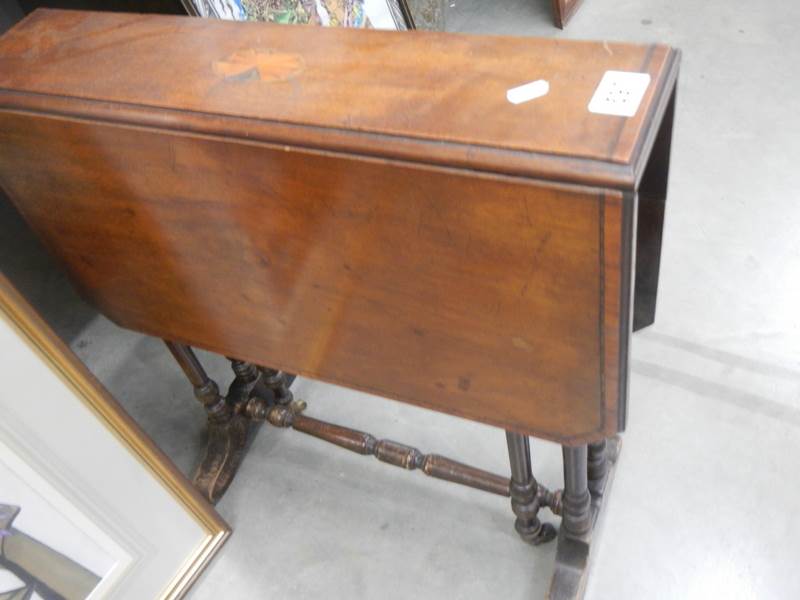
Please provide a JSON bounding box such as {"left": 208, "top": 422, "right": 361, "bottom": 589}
{"left": 588, "top": 71, "right": 651, "bottom": 117}
{"left": 506, "top": 80, "right": 550, "bottom": 105}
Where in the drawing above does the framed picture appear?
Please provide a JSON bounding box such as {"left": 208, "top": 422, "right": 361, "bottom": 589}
{"left": 0, "top": 274, "right": 228, "bottom": 600}
{"left": 181, "top": 0, "right": 416, "bottom": 31}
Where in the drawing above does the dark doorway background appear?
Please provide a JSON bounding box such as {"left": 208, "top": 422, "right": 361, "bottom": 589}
{"left": 0, "top": 0, "right": 188, "bottom": 340}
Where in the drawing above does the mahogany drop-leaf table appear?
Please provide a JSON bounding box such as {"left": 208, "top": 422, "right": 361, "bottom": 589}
{"left": 0, "top": 10, "right": 678, "bottom": 599}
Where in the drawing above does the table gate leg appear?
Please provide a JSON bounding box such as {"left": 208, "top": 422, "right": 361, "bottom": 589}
{"left": 166, "top": 341, "right": 249, "bottom": 504}
{"left": 549, "top": 445, "right": 591, "bottom": 599}
{"left": 506, "top": 432, "right": 557, "bottom": 545}
{"left": 259, "top": 367, "right": 295, "bottom": 406}
{"left": 587, "top": 440, "right": 608, "bottom": 498}
{"left": 549, "top": 437, "right": 621, "bottom": 600}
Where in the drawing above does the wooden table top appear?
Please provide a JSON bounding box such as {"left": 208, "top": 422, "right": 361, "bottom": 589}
{"left": 0, "top": 11, "right": 679, "bottom": 443}
{"left": 0, "top": 9, "right": 678, "bottom": 188}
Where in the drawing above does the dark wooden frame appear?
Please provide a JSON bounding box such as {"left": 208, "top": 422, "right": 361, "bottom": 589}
{"left": 552, "top": 0, "right": 585, "bottom": 29}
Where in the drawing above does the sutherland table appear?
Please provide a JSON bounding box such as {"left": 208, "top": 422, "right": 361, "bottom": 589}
{"left": 0, "top": 10, "right": 679, "bottom": 599}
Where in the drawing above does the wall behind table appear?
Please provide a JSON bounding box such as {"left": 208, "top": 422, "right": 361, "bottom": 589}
{"left": 16, "top": 0, "right": 185, "bottom": 16}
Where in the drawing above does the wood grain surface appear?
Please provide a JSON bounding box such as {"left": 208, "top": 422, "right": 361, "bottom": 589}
{"left": 0, "top": 10, "right": 679, "bottom": 187}
{"left": 0, "top": 10, "right": 678, "bottom": 443}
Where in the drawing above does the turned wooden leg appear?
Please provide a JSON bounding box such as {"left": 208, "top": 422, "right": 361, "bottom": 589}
{"left": 258, "top": 367, "right": 295, "bottom": 405}
{"left": 549, "top": 445, "right": 592, "bottom": 600}
{"left": 505, "top": 432, "right": 557, "bottom": 545}
{"left": 561, "top": 446, "right": 592, "bottom": 538}
{"left": 166, "top": 341, "right": 249, "bottom": 504}
{"left": 166, "top": 344, "right": 298, "bottom": 503}
{"left": 549, "top": 437, "right": 621, "bottom": 600}
{"left": 587, "top": 439, "right": 608, "bottom": 498}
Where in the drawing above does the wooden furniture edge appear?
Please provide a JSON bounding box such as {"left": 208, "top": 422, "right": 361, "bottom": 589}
{"left": 631, "top": 49, "right": 681, "bottom": 188}
{"left": 553, "top": 0, "right": 586, "bottom": 29}
{"left": 0, "top": 88, "right": 638, "bottom": 190}
{"left": 0, "top": 101, "right": 655, "bottom": 445}
{"left": 0, "top": 10, "right": 678, "bottom": 190}
{"left": 0, "top": 36, "right": 679, "bottom": 447}
{"left": 0, "top": 44, "right": 679, "bottom": 191}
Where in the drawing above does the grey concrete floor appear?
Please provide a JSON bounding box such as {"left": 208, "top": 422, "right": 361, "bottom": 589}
{"left": 1, "top": 0, "right": 800, "bottom": 598}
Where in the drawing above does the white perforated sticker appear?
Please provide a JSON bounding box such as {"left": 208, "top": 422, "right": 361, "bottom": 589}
{"left": 506, "top": 80, "right": 550, "bottom": 105}
{"left": 588, "top": 71, "right": 651, "bottom": 117}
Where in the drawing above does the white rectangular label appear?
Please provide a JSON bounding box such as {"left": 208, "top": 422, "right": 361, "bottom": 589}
{"left": 588, "top": 71, "right": 651, "bottom": 117}
{"left": 506, "top": 79, "right": 550, "bottom": 105}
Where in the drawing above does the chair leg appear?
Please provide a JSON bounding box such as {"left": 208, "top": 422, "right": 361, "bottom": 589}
{"left": 505, "top": 432, "right": 557, "bottom": 545}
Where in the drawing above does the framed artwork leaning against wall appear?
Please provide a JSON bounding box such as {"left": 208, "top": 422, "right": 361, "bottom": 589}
{"left": 0, "top": 273, "right": 229, "bottom": 600}
{"left": 181, "top": 0, "right": 417, "bottom": 30}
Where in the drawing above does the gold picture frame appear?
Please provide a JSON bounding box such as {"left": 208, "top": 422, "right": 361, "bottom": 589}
{"left": 0, "top": 273, "right": 229, "bottom": 599}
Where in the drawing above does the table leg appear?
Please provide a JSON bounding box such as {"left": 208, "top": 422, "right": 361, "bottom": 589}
{"left": 165, "top": 341, "right": 249, "bottom": 504}
{"left": 505, "top": 432, "right": 557, "bottom": 545}
{"left": 562, "top": 446, "right": 592, "bottom": 537}
{"left": 258, "top": 367, "right": 295, "bottom": 405}
{"left": 549, "top": 436, "right": 620, "bottom": 600}
{"left": 166, "top": 343, "right": 299, "bottom": 503}
{"left": 634, "top": 89, "right": 675, "bottom": 331}
{"left": 587, "top": 439, "right": 608, "bottom": 498}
